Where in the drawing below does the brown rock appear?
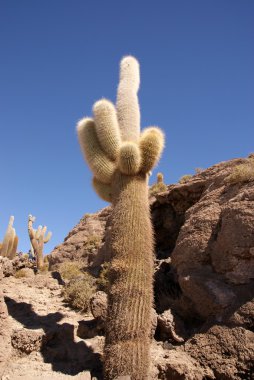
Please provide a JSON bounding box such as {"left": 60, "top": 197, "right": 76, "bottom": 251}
{"left": 150, "top": 341, "right": 213, "bottom": 380}
{"left": 90, "top": 291, "right": 107, "bottom": 322}
{"left": 11, "top": 328, "right": 45, "bottom": 354}
{"left": 157, "top": 309, "right": 185, "bottom": 342}
{"left": 0, "top": 257, "right": 14, "bottom": 277}
{"left": 183, "top": 325, "right": 254, "bottom": 379}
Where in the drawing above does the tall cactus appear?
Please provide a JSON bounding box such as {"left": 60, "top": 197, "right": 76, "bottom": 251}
{"left": 0, "top": 216, "right": 19, "bottom": 259}
{"left": 77, "top": 56, "right": 164, "bottom": 379}
{"left": 28, "top": 215, "right": 52, "bottom": 270}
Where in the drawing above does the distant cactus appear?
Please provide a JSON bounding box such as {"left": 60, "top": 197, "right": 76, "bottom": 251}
{"left": 149, "top": 172, "right": 167, "bottom": 196}
{"left": 157, "top": 172, "right": 164, "bottom": 183}
{"left": 77, "top": 56, "right": 164, "bottom": 379}
{"left": 28, "top": 215, "right": 52, "bottom": 270}
{"left": 0, "top": 216, "right": 19, "bottom": 259}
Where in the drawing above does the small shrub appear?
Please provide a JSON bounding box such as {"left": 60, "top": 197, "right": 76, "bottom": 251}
{"left": 97, "top": 262, "right": 111, "bottom": 292}
{"left": 179, "top": 174, "right": 192, "bottom": 184}
{"left": 84, "top": 235, "right": 101, "bottom": 252}
{"left": 195, "top": 167, "right": 204, "bottom": 175}
{"left": 225, "top": 159, "right": 254, "bottom": 184}
{"left": 63, "top": 273, "right": 96, "bottom": 312}
{"left": 58, "top": 261, "right": 84, "bottom": 280}
{"left": 149, "top": 182, "right": 167, "bottom": 196}
{"left": 15, "top": 268, "right": 30, "bottom": 278}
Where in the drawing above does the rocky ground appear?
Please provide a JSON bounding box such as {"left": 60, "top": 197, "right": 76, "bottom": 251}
{"left": 0, "top": 270, "right": 102, "bottom": 379}
{"left": 1, "top": 156, "right": 254, "bottom": 379}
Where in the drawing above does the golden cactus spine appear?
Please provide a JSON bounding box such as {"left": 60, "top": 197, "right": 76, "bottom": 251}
{"left": 28, "top": 215, "right": 52, "bottom": 270}
{"left": 0, "top": 216, "right": 19, "bottom": 259}
{"left": 77, "top": 56, "right": 164, "bottom": 379}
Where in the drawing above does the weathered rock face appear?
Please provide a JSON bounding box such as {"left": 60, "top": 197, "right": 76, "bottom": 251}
{"left": 169, "top": 158, "right": 254, "bottom": 321}
{"left": 47, "top": 157, "right": 254, "bottom": 379}
{"left": 48, "top": 207, "right": 112, "bottom": 275}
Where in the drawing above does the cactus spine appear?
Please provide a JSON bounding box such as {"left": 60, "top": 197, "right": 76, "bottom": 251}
{"left": 77, "top": 56, "right": 164, "bottom": 379}
{"left": 0, "top": 216, "right": 19, "bottom": 259}
{"left": 28, "top": 215, "right": 52, "bottom": 270}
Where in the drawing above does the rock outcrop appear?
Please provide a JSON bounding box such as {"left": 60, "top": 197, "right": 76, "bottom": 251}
{"left": 48, "top": 208, "right": 111, "bottom": 276}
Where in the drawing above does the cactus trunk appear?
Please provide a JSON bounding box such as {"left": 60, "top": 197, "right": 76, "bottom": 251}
{"left": 104, "top": 171, "right": 153, "bottom": 380}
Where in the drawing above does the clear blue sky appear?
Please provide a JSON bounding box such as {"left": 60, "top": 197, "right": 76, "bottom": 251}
{"left": 0, "top": 0, "right": 253, "bottom": 253}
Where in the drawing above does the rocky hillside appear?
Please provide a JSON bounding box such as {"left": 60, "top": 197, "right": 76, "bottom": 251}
{"left": 1, "top": 156, "right": 254, "bottom": 379}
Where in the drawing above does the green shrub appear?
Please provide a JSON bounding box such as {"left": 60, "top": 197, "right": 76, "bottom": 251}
{"left": 178, "top": 174, "right": 192, "bottom": 184}
{"left": 62, "top": 273, "right": 96, "bottom": 312}
{"left": 225, "top": 159, "right": 254, "bottom": 184}
{"left": 58, "top": 261, "right": 84, "bottom": 280}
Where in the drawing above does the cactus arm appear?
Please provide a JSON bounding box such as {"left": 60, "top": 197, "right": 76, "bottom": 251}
{"left": 35, "top": 225, "right": 42, "bottom": 239}
{"left": 43, "top": 231, "right": 52, "bottom": 244}
{"left": 77, "top": 118, "right": 116, "bottom": 184}
{"left": 36, "top": 234, "right": 44, "bottom": 270}
{"left": 6, "top": 227, "right": 15, "bottom": 258}
{"left": 28, "top": 214, "right": 39, "bottom": 262}
{"left": 116, "top": 56, "right": 140, "bottom": 142}
{"left": 93, "top": 99, "right": 121, "bottom": 161}
{"left": 139, "top": 127, "right": 165, "bottom": 174}
{"left": 30, "top": 242, "right": 35, "bottom": 257}
{"left": 92, "top": 177, "right": 112, "bottom": 203}
{"left": 0, "top": 216, "right": 14, "bottom": 257}
{"left": 9, "top": 235, "right": 18, "bottom": 259}
{"left": 118, "top": 142, "right": 141, "bottom": 175}
{"left": 28, "top": 215, "right": 36, "bottom": 239}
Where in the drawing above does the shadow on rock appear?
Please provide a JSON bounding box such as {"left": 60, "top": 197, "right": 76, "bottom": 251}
{"left": 5, "top": 297, "right": 103, "bottom": 378}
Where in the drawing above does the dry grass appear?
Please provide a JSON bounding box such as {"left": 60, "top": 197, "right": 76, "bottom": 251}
{"left": 225, "top": 158, "right": 254, "bottom": 184}
{"left": 84, "top": 235, "right": 101, "bottom": 251}
{"left": 178, "top": 174, "right": 192, "bottom": 184}
{"left": 195, "top": 167, "right": 204, "bottom": 174}
{"left": 15, "top": 268, "right": 30, "bottom": 278}
{"left": 57, "top": 261, "right": 84, "bottom": 281}
{"left": 62, "top": 273, "right": 96, "bottom": 312}
{"left": 97, "top": 262, "right": 111, "bottom": 292}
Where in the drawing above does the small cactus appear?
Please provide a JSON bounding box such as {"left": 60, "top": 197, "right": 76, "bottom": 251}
{"left": 28, "top": 215, "right": 52, "bottom": 270}
{"left": 77, "top": 56, "right": 165, "bottom": 379}
{"left": 0, "top": 216, "right": 19, "bottom": 259}
{"left": 149, "top": 172, "right": 167, "bottom": 196}
{"left": 157, "top": 172, "right": 164, "bottom": 183}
